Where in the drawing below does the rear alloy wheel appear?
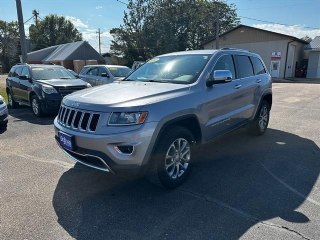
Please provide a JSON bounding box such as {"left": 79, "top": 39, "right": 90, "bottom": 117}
{"left": 7, "top": 91, "right": 18, "bottom": 109}
{"left": 31, "top": 95, "right": 43, "bottom": 117}
{"left": 150, "top": 126, "right": 194, "bottom": 189}
{"left": 248, "top": 100, "right": 270, "bottom": 135}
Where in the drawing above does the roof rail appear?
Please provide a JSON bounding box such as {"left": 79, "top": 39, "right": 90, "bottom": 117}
{"left": 16, "top": 63, "right": 28, "bottom": 65}
{"left": 220, "top": 48, "right": 249, "bottom": 52}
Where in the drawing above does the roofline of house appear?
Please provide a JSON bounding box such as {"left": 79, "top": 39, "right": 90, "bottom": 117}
{"left": 202, "top": 24, "right": 309, "bottom": 47}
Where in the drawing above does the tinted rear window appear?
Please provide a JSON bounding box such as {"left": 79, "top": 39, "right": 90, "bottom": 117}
{"left": 250, "top": 56, "right": 266, "bottom": 75}
{"left": 235, "top": 55, "right": 254, "bottom": 78}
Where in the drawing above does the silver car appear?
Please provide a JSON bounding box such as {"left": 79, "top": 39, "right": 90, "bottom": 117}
{"left": 0, "top": 95, "right": 8, "bottom": 130}
{"left": 79, "top": 65, "right": 131, "bottom": 86}
{"left": 54, "top": 49, "right": 272, "bottom": 189}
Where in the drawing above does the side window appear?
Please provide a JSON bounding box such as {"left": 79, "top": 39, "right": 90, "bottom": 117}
{"left": 8, "top": 67, "right": 16, "bottom": 77}
{"left": 80, "top": 67, "right": 89, "bottom": 75}
{"left": 98, "top": 67, "right": 108, "bottom": 76}
{"left": 21, "top": 67, "right": 30, "bottom": 78}
{"left": 87, "top": 67, "right": 99, "bottom": 76}
{"left": 235, "top": 55, "right": 254, "bottom": 78}
{"left": 14, "top": 67, "right": 23, "bottom": 77}
{"left": 212, "top": 55, "right": 236, "bottom": 80}
{"left": 250, "top": 56, "right": 266, "bottom": 75}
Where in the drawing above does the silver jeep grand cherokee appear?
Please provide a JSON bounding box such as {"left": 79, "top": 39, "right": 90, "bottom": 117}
{"left": 54, "top": 49, "right": 272, "bottom": 189}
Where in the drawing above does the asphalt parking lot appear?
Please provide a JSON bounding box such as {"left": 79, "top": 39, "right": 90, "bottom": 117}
{"left": 1, "top": 82, "right": 320, "bottom": 240}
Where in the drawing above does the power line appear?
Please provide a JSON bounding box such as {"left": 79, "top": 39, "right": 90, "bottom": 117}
{"left": 116, "top": 0, "right": 128, "bottom": 6}
{"left": 239, "top": 16, "right": 319, "bottom": 30}
{"left": 113, "top": 0, "right": 319, "bottom": 30}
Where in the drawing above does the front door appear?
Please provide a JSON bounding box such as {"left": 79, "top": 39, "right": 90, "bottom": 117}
{"left": 202, "top": 54, "right": 242, "bottom": 141}
{"left": 19, "top": 66, "right": 32, "bottom": 103}
{"left": 270, "top": 61, "right": 280, "bottom": 78}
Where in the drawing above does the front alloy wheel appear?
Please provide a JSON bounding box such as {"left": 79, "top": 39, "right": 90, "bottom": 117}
{"left": 31, "top": 95, "right": 43, "bottom": 117}
{"left": 151, "top": 126, "right": 194, "bottom": 189}
{"left": 165, "top": 138, "right": 191, "bottom": 179}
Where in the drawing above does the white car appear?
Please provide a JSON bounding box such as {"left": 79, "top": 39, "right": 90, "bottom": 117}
{"left": 0, "top": 95, "right": 8, "bottom": 130}
{"left": 79, "top": 65, "right": 131, "bottom": 86}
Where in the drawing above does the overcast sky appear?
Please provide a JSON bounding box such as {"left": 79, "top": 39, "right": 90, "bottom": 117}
{"left": 1, "top": 0, "right": 319, "bottom": 53}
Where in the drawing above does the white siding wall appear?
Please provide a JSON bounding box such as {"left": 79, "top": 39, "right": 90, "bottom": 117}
{"left": 204, "top": 40, "right": 288, "bottom": 78}
{"left": 307, "top": 52, "right": 320, "bottom": 78}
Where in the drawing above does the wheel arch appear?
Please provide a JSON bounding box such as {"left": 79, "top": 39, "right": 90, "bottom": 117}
{"left": 157, "top": 114, "right": 202, "bottom": 145}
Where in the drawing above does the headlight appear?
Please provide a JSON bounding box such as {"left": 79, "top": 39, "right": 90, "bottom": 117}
{"left": 108, "top": 112, "right": 148, "bottom": 126}
{"left": 42, "top": 84, "right": 58, "bottom": 94}
{"left": 86, "top": 83, "right": 92, "bottom": 88}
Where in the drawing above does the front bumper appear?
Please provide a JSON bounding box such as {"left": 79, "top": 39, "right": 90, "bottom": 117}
{"left": 54, "top": 117, "right": 158, "bottom": 174}
{"left": 40, "top": 94, "right": 62, "bottom": 113}
{"left": 0, "top": 105, "right": 8, "bottom": 125}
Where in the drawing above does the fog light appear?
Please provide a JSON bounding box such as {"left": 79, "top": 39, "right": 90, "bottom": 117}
{"left": 115, "top": 145, "right": 134, "bottom": 155}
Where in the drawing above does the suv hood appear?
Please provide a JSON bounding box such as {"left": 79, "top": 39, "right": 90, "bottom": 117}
{"left": 35, "top": 78, "right": 87, "bottom": 87}
{"left": 63, "top": 81, "right": 190, "bottom": 111}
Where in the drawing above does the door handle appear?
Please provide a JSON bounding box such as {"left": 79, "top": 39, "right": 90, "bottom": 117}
{"left": 256, "top": 79, "right": 261, "bottom": 83}
{"left": 234, "top": 84, "right": 242, "bottom": 89}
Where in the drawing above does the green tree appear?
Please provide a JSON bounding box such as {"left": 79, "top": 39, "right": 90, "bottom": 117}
{"left": 110, "top": 0, "right": 150, "bottom": 65}
{"left": 0, "top": 20, "right": 20, "bottom": 73}
{"left": 110, "top": 0, "right": 239, "bottom": 65}
{"left": 29, "top": 15, "right": 82, "bottom": 50}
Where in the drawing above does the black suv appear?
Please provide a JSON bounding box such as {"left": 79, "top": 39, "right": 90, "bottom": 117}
{"left": 6, "top": 64, "right": 91, "bottom": 117}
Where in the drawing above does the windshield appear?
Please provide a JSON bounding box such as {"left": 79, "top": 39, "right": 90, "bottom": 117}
{"left": 108, "top": 67, "right": 131, "bottom": 78}
{"left": 126, "top": 54, "right": 212, "bottom": 84}
{"left": 31, "top": 67, "right": 76, "bottom": 80}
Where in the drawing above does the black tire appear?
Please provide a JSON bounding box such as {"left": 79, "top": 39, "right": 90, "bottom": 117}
{"left": 7, "top": 91, "right": 19, "bottom": 109}
{"left": 247, "top": 100, "right": 270, "bottom": 136}
{"left": 30, "top": 95, "right": 44, "bottom": 117}
{"left": 148, "top": 126, "right": 195, "bottom": 189}
{"left": 0, "top": 123, "right": 7, "bottom": 132}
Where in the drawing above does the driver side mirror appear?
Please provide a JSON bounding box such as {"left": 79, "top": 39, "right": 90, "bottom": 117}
{"left": 206, "top": 70, "right": 232, "bottom": 87}
{"left": 101, "top": 73, "right": 109, "bottom": 78}
{"left": 19, "top": 75, "right": 30, "bottom": 81}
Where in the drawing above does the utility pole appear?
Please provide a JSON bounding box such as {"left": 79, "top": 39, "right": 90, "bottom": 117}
{"left": 32, "top": 10, "right": 40, "bottom": 25}
{"left": 96, "top": 28, "right": 102, "bottom": 55}
{"left": 215, "top": 1, "right": 220, "bottom": 49}
{"left": 15, "top": 0, "right": 27, "bottom": 63}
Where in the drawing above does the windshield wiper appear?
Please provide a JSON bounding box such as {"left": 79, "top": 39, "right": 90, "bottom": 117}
{"left": 144, "top": 80, "right": 170, "bottom": 83}
{"left": 59, "top": 77, "right": 72, "bottom": 79}
{"left": 122, "top": 78, "right": 135, "bottom": 81}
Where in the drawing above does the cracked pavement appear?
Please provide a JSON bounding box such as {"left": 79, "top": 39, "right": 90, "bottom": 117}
{"left": 1, "top": 82, "right": 320, "bottom": 240}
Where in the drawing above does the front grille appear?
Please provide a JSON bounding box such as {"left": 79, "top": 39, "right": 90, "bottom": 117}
{"left": 56, "top": 86, "right": 87, "bottom": 97}
{"left": 58, "top": 105, "right": 100, "bottom": 132}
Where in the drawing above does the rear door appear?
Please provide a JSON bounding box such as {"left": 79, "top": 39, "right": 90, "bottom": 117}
{"left": 233, "top": 55, "right": 257, "bottom": 121}
{"left": 11, "top": 66, "right": 23, "bottom": 101}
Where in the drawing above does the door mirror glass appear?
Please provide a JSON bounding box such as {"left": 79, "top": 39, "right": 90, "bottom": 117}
{"left": 207, "top": 70, "right": 232, "bottom": 87}
{"left": 101, "top": 72, "right": 109, "bottom": 78}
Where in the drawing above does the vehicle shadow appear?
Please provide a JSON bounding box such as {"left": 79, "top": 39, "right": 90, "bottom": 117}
{"left": 52, "top": 129, "right": 320, "bottom": 240}
{"left": 8, "top": 107, "right": 56, "bottom": 125}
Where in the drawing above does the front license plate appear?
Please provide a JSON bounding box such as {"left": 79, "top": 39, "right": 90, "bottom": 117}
{"left": 59, "top": 131, "right": 75, "bottom": 151}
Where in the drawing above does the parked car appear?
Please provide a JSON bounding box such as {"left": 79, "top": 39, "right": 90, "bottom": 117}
{"left": 79, "top": 65, "right": 131, "bottom": 86}
{"left": 54, "top": 49, "right": 272, "bottom": 189}
{"left": 0, "top": 95, "right": 8, "bottom": 130}
{"left": 68, "top": 69, "right": 79, "bottom": 78}
{"left": 132, "top": 61, "right": 145, "bottom": 71}
{"left": 6, "top": 64, "right": 91, "bottom": 117}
